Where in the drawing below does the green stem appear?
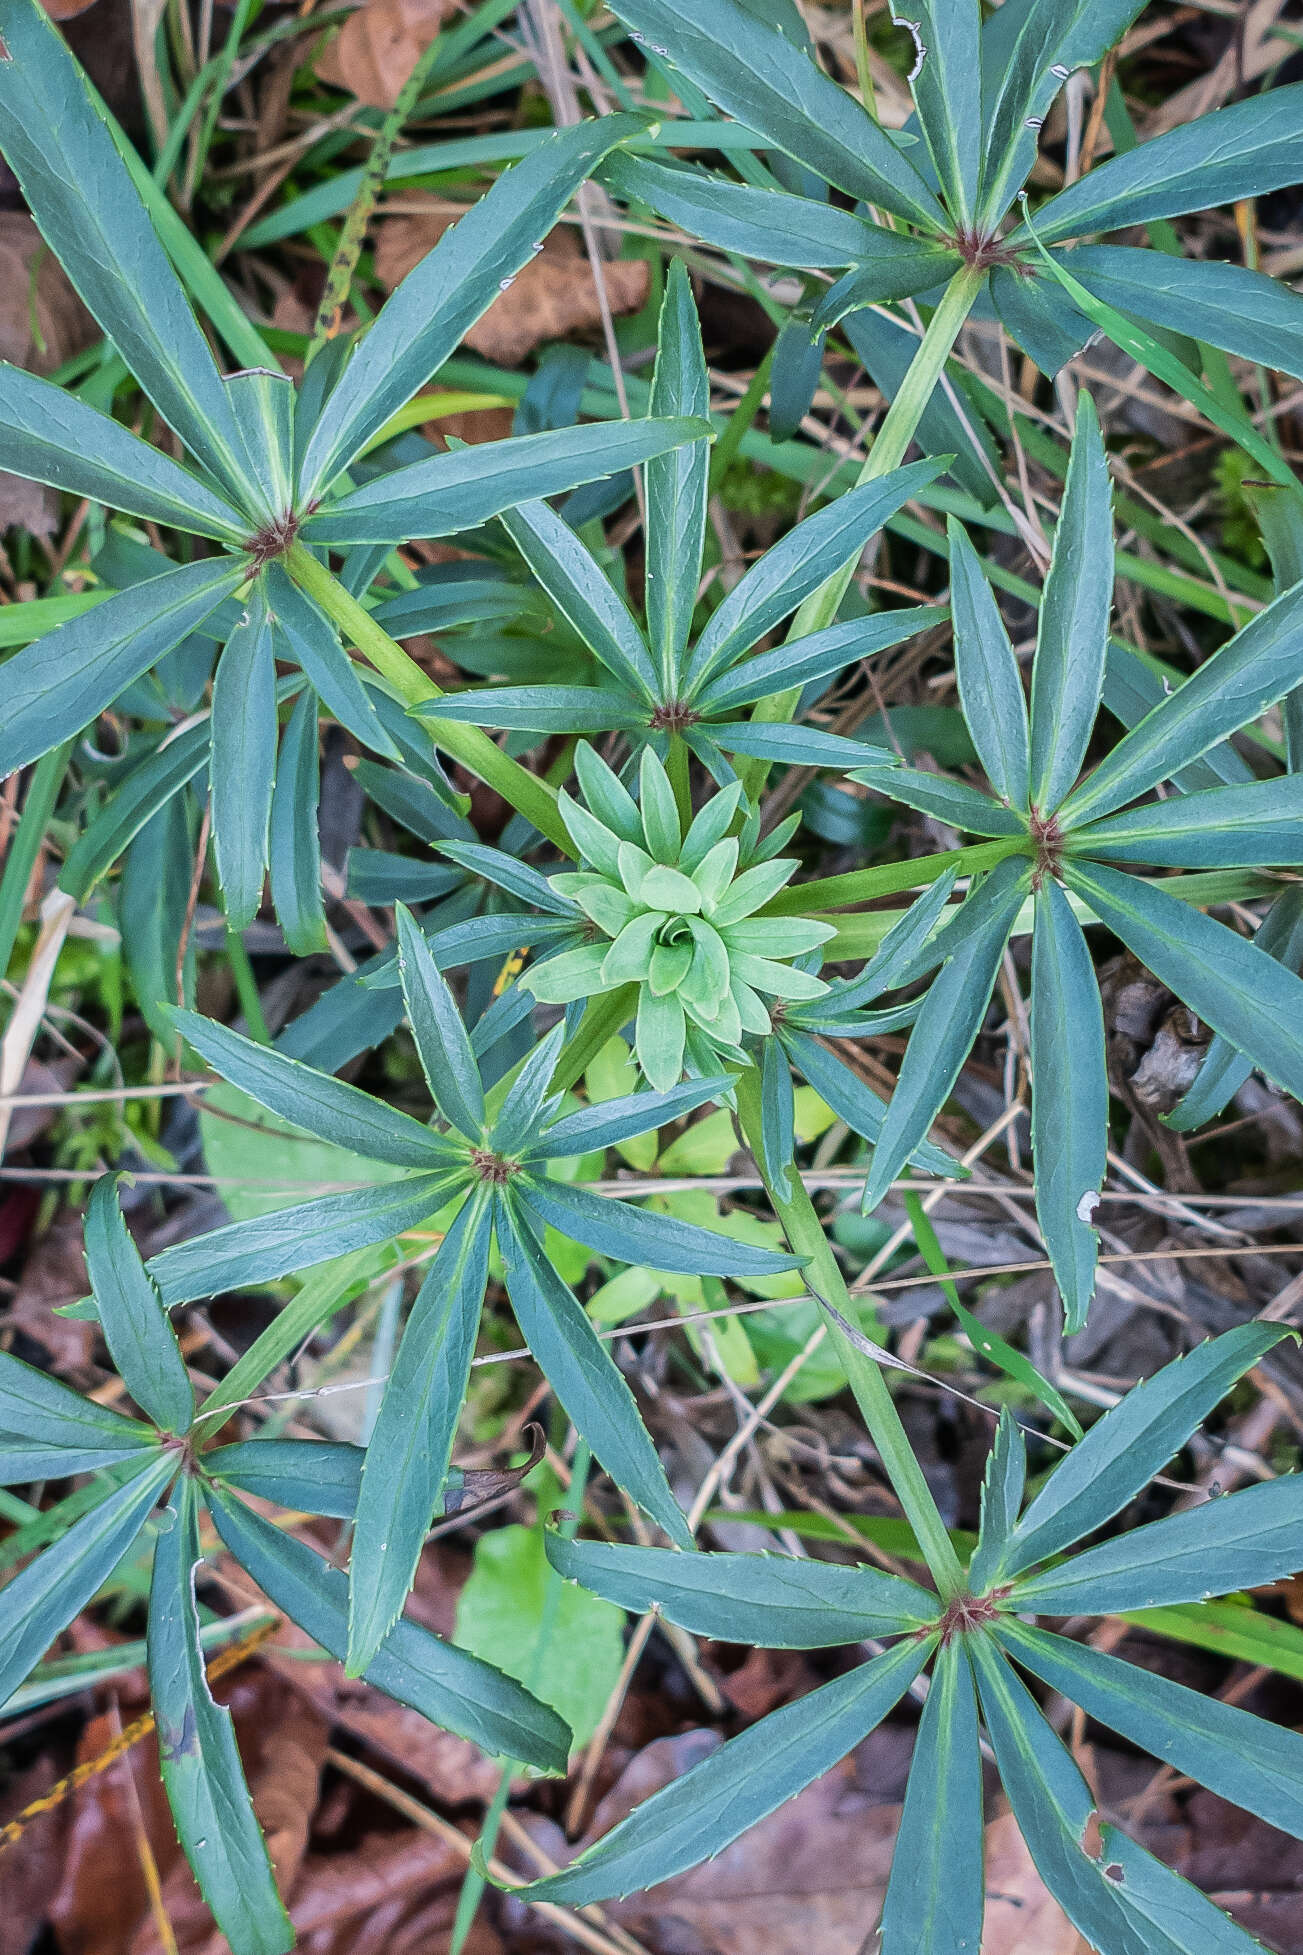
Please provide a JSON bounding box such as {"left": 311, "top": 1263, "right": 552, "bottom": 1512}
{"left": 666, "top": 734, "right": 693, "bottom": 832}
{"left": 285, "top": 543, "right": 571, "bottom": 854}
{"left": 0, "top": 740, "right": 71, "bottom": 982}
{"left": 766, "top": 837, "right": 1022, "bottom": 918}
{"left": 737, "top": 265, "right": 987, "bottom": 805}
{"left": 734, "top": 1070, "right": 965, "bottom": 1598}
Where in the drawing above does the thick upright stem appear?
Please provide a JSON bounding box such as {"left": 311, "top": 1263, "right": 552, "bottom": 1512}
{"left": 743, "top": 265, "right": 987, "bottom": 787}
{"left": 735, "top": 1069, "right": 965, "bottom": 1598}
{"left": 285, "top": 543, "right": 572, "bottom": 855}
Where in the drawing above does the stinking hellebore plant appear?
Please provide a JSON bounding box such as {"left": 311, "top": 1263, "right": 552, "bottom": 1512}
{"left": 0, "top": 0, "right": 706, "bottom": 920}
{"left": 501, "top": 1324, "right": 1303, "bottom": 1955}
{"left": 602, "top": 0, "right": 1303, "bottom": 403}
{"left": 0, "top": 1177, "right": 573, "bottom": 1955}
{"left": 428, "top": 260, "right": 944, "bottom": 774}
{"left": 165, "top": 909, "right": 802, "bottom": 1674}
{"left": 841, "top": 394, "right": 1303, "bottom": 1331}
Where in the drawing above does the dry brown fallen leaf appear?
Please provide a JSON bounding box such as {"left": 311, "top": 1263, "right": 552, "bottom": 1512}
{"left": 374, "top": 210, "right": 649, "bottom": 367}
{"left": 315, "top": 0, "right": 457, "bottom": 109}
{"left": 980, "top": 1810, "right": 1093, "bottom": 1955}
{"left": 40, "top": 0, "right": 101, "bottom": 17}
{"left": 0, "top": 213, "right": 95, "bottom": 534}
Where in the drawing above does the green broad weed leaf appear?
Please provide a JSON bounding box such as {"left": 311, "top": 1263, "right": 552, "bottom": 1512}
{"left": 454, "top": 1522, "right": 626, "bottom": 1753}
{"left": 84, "top": 1178, "right": 195, "bottom": 1435}
{"left": 148, "top": 1479, "right": 291, "bottom": 1955}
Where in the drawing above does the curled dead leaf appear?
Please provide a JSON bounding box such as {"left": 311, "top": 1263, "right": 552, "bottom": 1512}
{"left": 315, "top": 0, "right": 455, "bottom": 109}
{"left": 374, "top": 211, "right": 649, "bottom": 365}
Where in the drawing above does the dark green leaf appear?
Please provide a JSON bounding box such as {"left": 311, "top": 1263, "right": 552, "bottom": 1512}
{"left": 543, "top": 1531, "right": 936, "bottom": 1642}
{"left": 851, "top": 763, "right": 1027, "bottom": 836}
{"left": 348, "top": 1191, "right": 492, "bottom": 1671}
{"left": 499, "top": 1637, "right": 933, "bottom": 1906}
{"left": 0, "top": 1349, "right": 155, "bottom": 1483}
{"left": 967, "top": 1407, "right": 1027, "bottom": 1593}
{"left": 298, "top": 118, "right": 644, "bottom": 496}
{"left": 499, "top": 498, "right": 658, "bottom": 702}
{"left": 709, "top": 724, "right": 896, "bottom": 769}
{"left": 0, "top": 1453, "right": 173, "bottom": 1711}
{"left": 307, "top": 417, "right": 709, "bottom": 546}
{"left": 395, "top": 902, "right": 486, "bottom": 1140}
{"left": 687, "top": 461, "right": 944, "bottom": 691}
{"left": 0, "top": 558, "right": 245, "bottom": 779}
{"left": 878, "top": 1637, "right": 983, "bottom": 1955}
{"left": 1166, "top": 886, "right": 1303, "bottom": 1132}
{"left": 901, "top": 0, "right": 981, "bottom": 224}
{"left": 1012, "top": 1469, "right": 1303, "bottom": 1615}
{"left": 85, "top": 1177, "right": 195, "bottom": 1434}
{"left": 695, "top": 610, "right": 932, "bottom": 716}
{"left": 949, "top": 517, "right": 1030, "bottom": 811}
{"left": 1071, "top": 775, "right": 1303, "bottom": 867}
{"left": 1024, "top": 84, "right": 1303, "bottom": 246}
{"left": 208, "top": 1487, "right": 571, "bottom": 1772}
{"left": 989, "top": 262, "right": 1094, "bottom": 378}
{"left": 206, "top": 1438, "right": 364, "bottom": 1519}
{"left": 1028, "top": 392, "right": 1112, "bottom": 813}
{"left": 211, "top": 586, "right": 277, "bottom": 930}
{"left": 647, "top": 261, "right": 709, "bottom": 689}
{"left": 1091, "top": 1821, "right": 1276, "bottom": 1953}
{"left": 603, "top": 152, "right": 900, "bottom": 269}
{"left": 148, "top": 1478, "right": 291, "bottom": 1954}
{"left": 144, "top": 1172, "right": 465, "bottom": 1309}
{"left": 0, "top": 363, "right": 247, "bottom": 541}
{"left": 1071, "top": 244, "right": 1303, "bottom": 382}
{"left": 515, "top": 1174, "right": 802, "bottom": 1277}
{"left": 0, "top": 0, "right": 260, "bottom": 505}
{"left": 59, "top": 720, "right": 210, "bottom": 904}
{"left": 497, "top": 1198, "right": 692, "bottom": 1547}
{"left": 1030, "top": 877, "right": 1106, "bottom": 1332}
{"left": 423, "top": 685, "right": 647, "bottom": 735}
{"left": 1000, "top": 1619, "right": 1303, "bottom": 1841}
{"left": 780, "top": 1029, "right": 958, "bottom": 1179}
{"left": 993, "top": 1322, "right": 1289, "bottom": 1580}
{"left": 266, "top": 567, "right": 399, "bottom": 759}
{"left": 1063, "top": 859, "right": 1303, "bottom": 1106}
{"left": 173, "top": 1008, "right": 459, "bottom": 1168}
{"left": 529, "top": 1075, "right": 727, "bottom": 1161}
{"left": 861, "top": 857, "right": 1030, "bottom": 1212}
{"left": 268, "top": 689, "right": 326, "bottom": 954}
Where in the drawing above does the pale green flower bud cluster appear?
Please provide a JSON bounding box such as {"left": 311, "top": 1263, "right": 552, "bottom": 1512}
{"left": 524, "top": 744, "right": 835, "bottom": 1088}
